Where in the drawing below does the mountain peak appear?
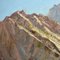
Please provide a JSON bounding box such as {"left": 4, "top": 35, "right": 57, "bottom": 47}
{"left": 0, "top": 11, "right": 60, "bottom": 60}
{"left": 48, "top": 4, "right": 60, "bottom": 22}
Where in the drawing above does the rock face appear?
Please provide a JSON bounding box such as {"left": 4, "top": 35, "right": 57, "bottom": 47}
{"left": 48, "top": 4, "right": 60, "bottom": 22}
{"left": 0, "top": 11, "right": 60, "bottom": 60}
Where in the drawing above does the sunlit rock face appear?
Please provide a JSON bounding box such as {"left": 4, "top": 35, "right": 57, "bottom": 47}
{"left": 0, "top": 10, "right": 60, "bottom": 60}
{"left": 48, "top": 4, "right": 60, "bottom": 22}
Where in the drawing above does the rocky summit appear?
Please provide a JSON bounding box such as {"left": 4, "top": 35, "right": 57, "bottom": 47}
{"left": 48, "top": 4, "right": 60, "bottom": 22}
{"left": 0, "top": 10, "right": 60, "bottom": 60}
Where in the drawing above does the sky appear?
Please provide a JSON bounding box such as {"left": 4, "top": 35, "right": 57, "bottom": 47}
{"left": 0, "top": 0, "right": 60, "bottom": 20}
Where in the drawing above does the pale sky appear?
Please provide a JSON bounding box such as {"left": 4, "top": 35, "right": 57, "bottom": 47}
{"left": 0, "top": 0, "right": 60, "bottom": 20}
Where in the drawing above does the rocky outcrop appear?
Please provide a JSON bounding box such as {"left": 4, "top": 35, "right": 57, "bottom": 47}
{"left": 48, "top": 4, "right": 60, "bottom": 22}
{"left": 0, "top": 10, "right": 60, "bottom": 60}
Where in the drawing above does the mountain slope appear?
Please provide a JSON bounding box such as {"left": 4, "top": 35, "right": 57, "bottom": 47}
{"left": 0, "top": 11, "right": 60, "bottom": 60}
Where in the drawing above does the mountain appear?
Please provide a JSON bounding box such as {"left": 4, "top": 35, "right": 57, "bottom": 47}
{"left": 0, "top": 10, "right": 60, "bottom": 60}
{"left": 48, "top": 4, "right": 60, "bottom": 22}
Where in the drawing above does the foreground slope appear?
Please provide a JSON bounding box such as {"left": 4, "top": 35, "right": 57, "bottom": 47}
{"left": 0, "top": 11, "right": 60, "bottom": 60}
